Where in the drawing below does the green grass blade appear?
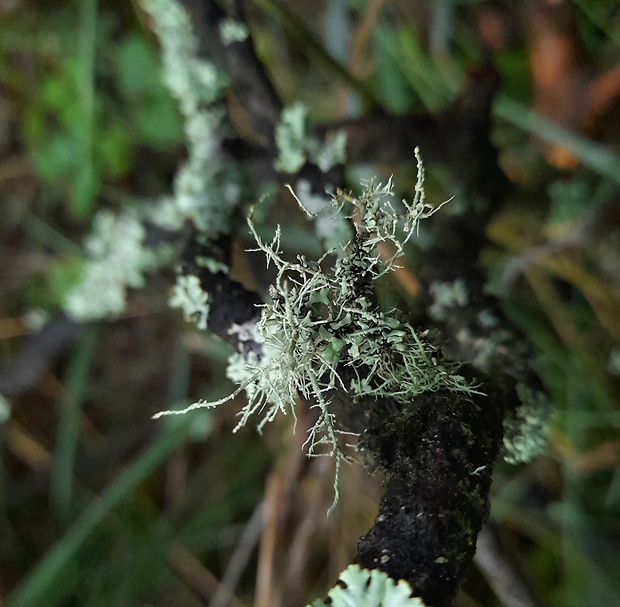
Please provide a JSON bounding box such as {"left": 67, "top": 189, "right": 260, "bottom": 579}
{"left": 51, "top": 326, "right": 98, "bottom": 523}
{"left": 73, "top": 0, "right": 98, "bottom": 216}
{"left": 495, "top": 95, "right": 620, "bottom": 184}
{"left": 8, "top": 417, "right": 191, "bottom": 607}
{"left": 252, "top": 0, "right": 376, "bottom": 107}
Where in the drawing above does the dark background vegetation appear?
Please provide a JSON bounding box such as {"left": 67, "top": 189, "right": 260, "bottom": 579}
{"left": 1, "top": 1, "right": 619, "bottom": 606}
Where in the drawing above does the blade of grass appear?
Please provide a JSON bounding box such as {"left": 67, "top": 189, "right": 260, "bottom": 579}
{"left": 8, "top": 416, "right": 192, "bottom": 607}
{"left": 73, "top": 0, "right": 98, "bottom": 217}
{"left": 572, "top": 0, "right": 620, "bottom": 47}
{"left": 21, "top": 209, "right": 83, "bottom": 257}
{"left": 395, "top": 24, "right": 459, "bottom": 110}
{"left": 252, "top": 0, "right": 376, "bottom": 107}
{"left": 561, "top": 370, "right": 587, "bottom": 607}
{"left": 495, "top": 94, "right": 620, "bottom": 184}
{"left": 51, "top": 326, "right": 98, "bottom": 523}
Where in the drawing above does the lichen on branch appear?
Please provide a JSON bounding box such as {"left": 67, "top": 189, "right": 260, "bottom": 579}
{"left": 155, "top": 149, "right": 475, "bottom": 502}
{"left": 140, "top": 0, "right": 240, "bottom": 239}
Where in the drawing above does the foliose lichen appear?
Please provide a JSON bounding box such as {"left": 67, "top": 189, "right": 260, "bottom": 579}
{"left": 140, "top": 0, "right": 240, "bottom": 240}
{"left": 64, "top": 210, "right": 171, "bottom": 321}
{"left": 168, "top": 274, "right": 211, "bottom": 330}
{"left": 429, "top": 278, "right": 469, "bottom": 322}
{"left": 503, "top": 383, "right": 553, "bottom": 464}
{"left": 308, "top": 564, "right": 425, "bottom": 607}
{"left": 274, "top": 102, "right": 346, "bottom": 173}
{"left": 292, "top": 179, "right": 353, "bottom": 252}
{"left": 219, "top": 18, "right": 249, "bottom": 44}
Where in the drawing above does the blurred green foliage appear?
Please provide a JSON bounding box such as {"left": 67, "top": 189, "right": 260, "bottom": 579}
{"left": 17, "top": 9, "right": 183, "bottom": 219}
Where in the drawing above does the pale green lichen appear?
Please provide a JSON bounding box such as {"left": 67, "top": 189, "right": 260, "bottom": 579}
{"left": 308, "top": 564, "right": 426, "bottom": 607}
{"left": 429, "top": 278, "right": 469, "bottom": 322}
{"left": 145, "top": 196, "right": 185, "bottom": 231}
{"left": 169, "top": 274, "right": 210, "bottom": 330}
{"left": 477, "top": 308, "right": 499, "bottom": 329}
{"left": 292, "top": 179, "right": 353, "bottom": 251}
{"left": 275, "top": 102, "right": 346, "bottom": 173}
{"left": 140, "top": 0, "right": 239, "bottom": 239}
{"left": 23, "top": 308, "right": 50, "bottom": 331}
{"left": 155, "top": 150, "right": 472, "bottom": 501}
{"left": 64, "top": 210, "right": 171, "bottom": 321}
{"left": 608, "top": 347, "right": 620, "bottom": 376}
{"left": 503, "top": 383, "right": 553, "bottom": 464}
{"left": 140, "top": 0, "right": 227, "bottom": 114}
{"left": 313, "top": 130, "right": 347, "bottom": 173}
{"left": 219, "top": 18, "right": 249, "bottom": 44}
{"left": 275, "top": 103, "right": 307, "bottom": 173}
{"left": 0, "top": 394, "right": 10, "bottom": 423}
{"left": 194, "top": 255, "right": 229, "bottom": 274}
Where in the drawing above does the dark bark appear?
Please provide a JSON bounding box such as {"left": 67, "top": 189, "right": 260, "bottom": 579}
{"left": 328, "top": 368, "right": 514, "bottom": 606}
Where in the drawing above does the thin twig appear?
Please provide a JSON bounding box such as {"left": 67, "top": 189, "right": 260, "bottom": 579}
{"left": 474, "top": 524, "right": 546, "bottom": 607}
{"left": 209, "top": 500, "right": 267, "bottom": 607}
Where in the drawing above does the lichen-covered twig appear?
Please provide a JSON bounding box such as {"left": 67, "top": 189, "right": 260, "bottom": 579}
{"left": 155, "top": 157, "right": 477, "bottom": 508}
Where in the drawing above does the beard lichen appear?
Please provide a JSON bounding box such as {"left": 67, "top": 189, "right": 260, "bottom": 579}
{"left": 154, "top": 149, "right": 477, "bottom": 502}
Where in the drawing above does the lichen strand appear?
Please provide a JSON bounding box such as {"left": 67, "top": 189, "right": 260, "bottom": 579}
{"left": 354, "top": 384, "right": 505, "bottom": 607}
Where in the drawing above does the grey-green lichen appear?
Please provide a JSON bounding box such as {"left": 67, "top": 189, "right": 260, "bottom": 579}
{"left": 140, "top": 0, "right": 240, "bottom": 239}
{"left": 503, "top": 383, "right": 553, "bottom": 464}
{"left": 155, "top": 150, "right": 474, "bottom": 500}
{"left": 291, "top": 179, "right": 353, "bottom": 252}
{"left": 64, "top": 210, "right": 172, "bottom": 321}
{"left": 275, "top": 102, "right": 346, "bottom": 173}
{"left": 609, "top": 347, "right": 620, "bottom": 375}
{"left": 169, "top": 274, "right": 210, "bottom": 330}
{"left": 219, "top": 18, "right": 249, "bottom": 44}
{"left": 0, "top": 393, "right": 10, "bottom": 423}
{"left": 63, "top": 0, "right": 242, "bottom": 323}
{"left": 429, "top": 278, "right": 469, "bottom": 322}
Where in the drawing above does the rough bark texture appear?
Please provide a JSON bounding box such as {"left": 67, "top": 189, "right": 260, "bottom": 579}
{"left": 355, "top": 388, "right": 505, "bottom": 607}
{"left": 328, "top": 368, "right": 512, "bottom": 606}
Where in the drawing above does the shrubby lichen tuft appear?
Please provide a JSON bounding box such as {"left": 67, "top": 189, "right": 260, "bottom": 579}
{"left": 292, "top": 179, "right": 353, "bottom": 251}
{"left": 155, "top": 150, "right": 474, "bottom": 500}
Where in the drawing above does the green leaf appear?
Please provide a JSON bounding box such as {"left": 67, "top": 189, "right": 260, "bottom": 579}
{"left": 371, "top": 25, "right": 415, "bottom": 113}
{"left": 33, "top": 134, "right": 80, "bottom": 182}
{"left": 136, "top": 94, "right": 183, "bottom": 146}
{"left": 116, "top": 33, "right": 183, "bottom": 146}
{"left": 117, "top": 34, "right": 160, "bottom": 95}
{"left": 47, "top": 258, "right": 86, "bottom": 306}
{"left": 72, "top": 163, "right": 98, "bottom": 217}
{"left": 99, "top": 122, "right": 133, "bottom": 176}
